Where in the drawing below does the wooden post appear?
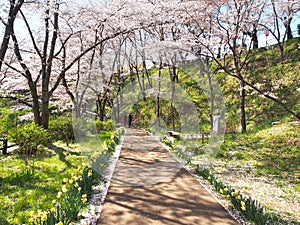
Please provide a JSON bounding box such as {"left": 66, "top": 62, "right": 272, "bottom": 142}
{"left": 3, "top": 138, "right": 8, "bottom": 154}
{"left": 202, "top": 133, "right": 205, "bottom": 144}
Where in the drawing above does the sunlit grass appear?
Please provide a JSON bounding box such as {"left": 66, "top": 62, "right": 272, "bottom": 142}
{"left": 218, "top": 123, "right": 299, "bottom": 181}
{"left": 0, "top": 138, "right": 106, "bottom": 225}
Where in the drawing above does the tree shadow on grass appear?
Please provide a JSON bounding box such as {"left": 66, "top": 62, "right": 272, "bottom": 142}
{"left": 48, "top": 143, "right": 80, "bottom": 168}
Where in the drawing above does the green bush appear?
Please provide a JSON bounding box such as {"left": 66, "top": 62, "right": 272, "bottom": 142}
{"left": 0, "top": 108, "right": 17, "bottom": 137}
{"left": 8, "top": 123, "right": 49, "bottom": 155}
{"left": 95, "top": 119, "right": 114, "bottom": 133}
{"left": 48, "top": 117, "right": 74, "bottom": 145}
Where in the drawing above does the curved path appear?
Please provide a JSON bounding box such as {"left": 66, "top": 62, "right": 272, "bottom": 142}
{"left": 97, "top": 129, "right": 239, "bottom": 225}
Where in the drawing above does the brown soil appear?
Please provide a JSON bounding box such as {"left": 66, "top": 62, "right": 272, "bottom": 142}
{"left": 97, "top": 129, "right": 239, "bottom": 225}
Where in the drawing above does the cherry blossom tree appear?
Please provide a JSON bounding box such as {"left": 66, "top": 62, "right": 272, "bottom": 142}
{"left": 1, "top": 0, "right": 163, "bottom": 128}
{"left": 181, "top": 0, "right": 265, "bottom": 132}
{"left": 183, "top": 0, "right": 300, "bottom": 132}
{"left": 260, "top": 0, "right": 300, "bottom": 60}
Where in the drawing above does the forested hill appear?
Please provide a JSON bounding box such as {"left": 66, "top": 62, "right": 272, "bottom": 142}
{"left": 131, "top": 37, "right": 300, "bottom": 133}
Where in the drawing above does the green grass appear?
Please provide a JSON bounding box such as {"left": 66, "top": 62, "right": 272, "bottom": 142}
{"left": 0, "top": 138, "right": 106, "bottom": 225}
{"left": 218, "top": 123, "right": 300, "bottom": 185}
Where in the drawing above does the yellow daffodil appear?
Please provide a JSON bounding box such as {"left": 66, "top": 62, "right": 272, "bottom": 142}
{"left": 82, "top": 162, "right": 90, "bottom": 168}
{"left": 56, "top": 222, "right": 64, "bottom": 225}
{"left": 219, "top": 189, "right": 223, "bottom": 194}
{"left": 82, "top": 194, "right": 87, "bottom": 198}
{"left": 63, "top": 178, "right": 69, "bottom": 183}
{"left": 265, "top": 201, "right": 273, "bottom": 209}
{"left": 241, "top": 206, "right": 246, "bottom": 211}
{"left": 57, "top": 191, "right": 62, "bottom": 199}
{"left": 29, "top": 210, "right": 35, "bottom": 217}
{"left": 208, "top": 176, "right": 211, "bottom": 180}
{"left": 50, "top": 207, "right": 56, "bottom": 212}
{"left": 81, "top": 198, "right": 87, "bottom": 203}
{"left": 236, "top": 195, "right": 241, "bottom": 200}
{"left": 39, "top": 211, "right": 47, "bottom": 222}
{"left": 74, "top": 183, "right": 79, "bottom": 188}
{"left": 68, "top": 179, "right": 73, "bottom": 184}
{"left": 52, "top": 199, "right": 56, "bottom": 204}
{"left": 62, "top": 185, "right": 67, "bottom": 193}
{"left": 193, "top": 164, "right": 197, "bottom": 171}
{"left": 241, "top": 201, "right": 246, "bottom": 206}
{"left": 78, "top": 187, "right": 82, "bottom": 191}
{"left": 224, "top": 188, "right": 229, "bottom": 192}
{"left": 88, "top": 170, "right": 93, "bottom": 177}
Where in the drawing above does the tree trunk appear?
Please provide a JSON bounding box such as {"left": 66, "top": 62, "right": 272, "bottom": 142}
{"left": 0, "top": 0, "right": 24, "bottom": 71}
{"left": 142, "top": 60, "right": 152, "bottom": 87}
{"left": 252, "top": 28, "right": 259, "bottom": 49}
{"left": 157, "top": 61, "right": 163, "bottom": 127}
{"left": 171, "top": 103, "right": 175, "bottom": 130}
{"left": 286, "top": 18, "right": 293, "bottom": 40}
{"left": 277, "top": 42, "right": 285, "bottom": 61}
{"left": 28, "top": 79, "right": 42, "bottom": 125}
{"left": 0, "top": 20, "right": 13, "bottom": 72}
{"left": 207, "top": 73, "right": 214, "bottom": 130}
{"left": 97, "top": 98, "right": 107, "bottom": 121}
{"left": 135, "top": 65, "right": 146, "bottom": 101}
{"left": 41, "top": 95, "right": 50, "bottom": 129}
{"left": 239, "top": 79, "right": 247, "bottom": 133}
{"left": 2, "top": 138, "right": 8, "bottom": 155}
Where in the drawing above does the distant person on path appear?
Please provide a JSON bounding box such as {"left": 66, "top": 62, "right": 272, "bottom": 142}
{"left": 128, "top": 113, "right": 133, "bottom": 128}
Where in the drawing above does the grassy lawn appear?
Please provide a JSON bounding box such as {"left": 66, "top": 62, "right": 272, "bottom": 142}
{"left": 165, "top": 121, "right": 299, "bottom": 223}
{"left": 0, "top": 136, "right": 108, "bottom": 225}
{"left": 218, "top": 123, "right": 300, "bottom": 186}
{"left": 211, "top": 123, "right": 299, "bottom": 221}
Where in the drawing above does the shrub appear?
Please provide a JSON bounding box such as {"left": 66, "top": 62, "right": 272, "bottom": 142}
{"left": 95, "top": 119, "right": 114, "bottom": 133}
{"left": 0, "top": 108, "right": 17, "bottom": 137}
{"left": 8, "top": 123, "right": 49, "bottom": 155}
{"left": 48, "top": 117, "right": 74, "bottom": 145}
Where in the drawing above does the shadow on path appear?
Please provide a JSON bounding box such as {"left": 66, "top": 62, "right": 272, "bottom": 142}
{"left": 98, "top": 129, "right": 238, "bottom": 225}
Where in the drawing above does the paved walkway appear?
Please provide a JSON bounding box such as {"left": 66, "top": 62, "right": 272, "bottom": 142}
{"left": 97, "top": 129, "right": 239, "bottom": 225}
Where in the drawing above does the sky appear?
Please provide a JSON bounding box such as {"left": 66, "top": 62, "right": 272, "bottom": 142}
{"left": 259, "top": 17, "right": 300, "bottom": 47}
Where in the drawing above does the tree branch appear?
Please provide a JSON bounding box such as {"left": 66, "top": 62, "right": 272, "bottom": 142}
{"left": 19, "top": 9, "right": 42, "bottom": 59}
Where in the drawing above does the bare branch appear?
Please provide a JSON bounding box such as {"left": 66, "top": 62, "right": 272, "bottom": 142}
{"left": 19, "top": 9, "right": 42, "bottom": 59}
